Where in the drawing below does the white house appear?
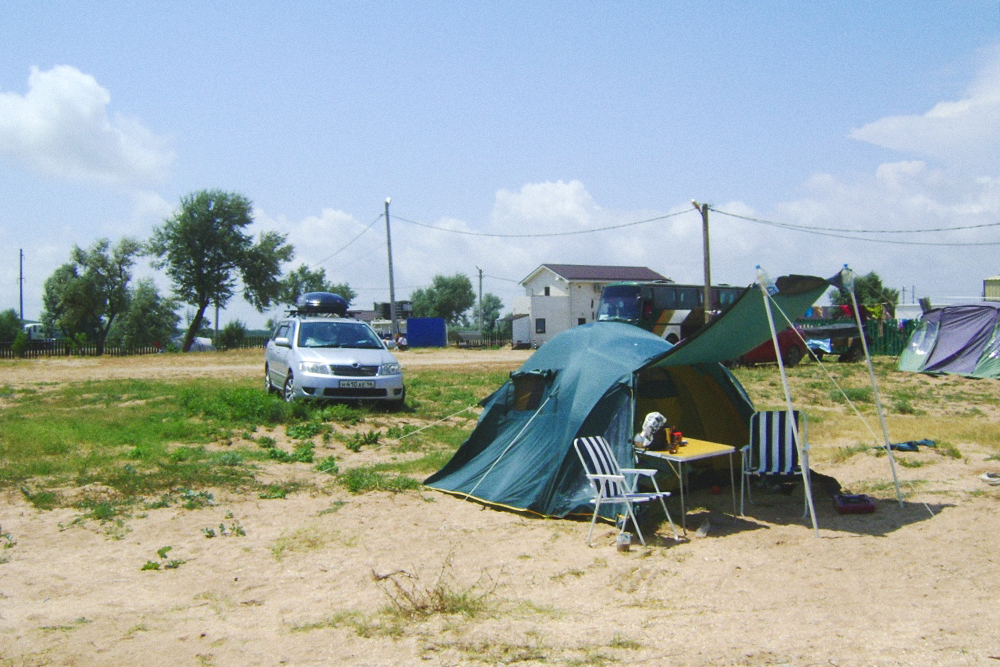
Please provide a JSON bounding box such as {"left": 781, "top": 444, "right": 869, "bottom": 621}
{"left": 512, "top": 264, "right": 669, "bottom": 347}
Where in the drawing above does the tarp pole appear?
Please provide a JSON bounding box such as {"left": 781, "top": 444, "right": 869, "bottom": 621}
{"left": 758, "top": 266, "right": 820, "bottom": 537}
{"left": 843, "top": 267, "right": 904, "bottom": 507}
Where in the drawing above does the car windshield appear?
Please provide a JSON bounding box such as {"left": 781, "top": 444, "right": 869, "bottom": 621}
{"left": 297, "top": 321, "right": 384, "bottom": 349}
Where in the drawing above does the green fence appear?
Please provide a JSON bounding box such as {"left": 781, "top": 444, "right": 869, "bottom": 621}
{"left": 794, "top": 318, "right": 917, "bottom": 357}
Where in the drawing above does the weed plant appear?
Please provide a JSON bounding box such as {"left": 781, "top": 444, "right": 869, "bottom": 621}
{"left": 339, "top": 467, "right": 421, "bottom": 493}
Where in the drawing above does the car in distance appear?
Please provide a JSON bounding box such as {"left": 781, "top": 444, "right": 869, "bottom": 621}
{"left": 264, "top": 292, "right": 405, "bottom": 407}
{"left": 736, "top": 327, "right": 808, "bottom": 367}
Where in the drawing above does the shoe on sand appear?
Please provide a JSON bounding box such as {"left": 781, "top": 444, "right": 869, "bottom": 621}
{"left": 981, "top": 472, "right": 1000, "bottom": 486}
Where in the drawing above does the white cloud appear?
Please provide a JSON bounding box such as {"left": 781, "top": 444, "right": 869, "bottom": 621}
{"left": 0, "top": 65, "right": 172, "bottom": 185}
{"left": 850, "top": 49, "right": 1000, "bottom": 171}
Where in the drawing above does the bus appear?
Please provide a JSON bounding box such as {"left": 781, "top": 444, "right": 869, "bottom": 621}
{"left": 597, "top": 281, "right": 744, "bottom": 343}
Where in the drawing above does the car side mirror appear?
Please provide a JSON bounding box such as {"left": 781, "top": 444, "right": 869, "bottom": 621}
{"left": 274, "top": 336, "right": 291, "bottom": 348}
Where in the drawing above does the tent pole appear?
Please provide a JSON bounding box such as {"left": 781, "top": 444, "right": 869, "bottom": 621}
{"left": 844, "top": 269, "right": 904, "bottom": 507}
{"left": 758, "top": 267, "right": 820, "bottom": 537}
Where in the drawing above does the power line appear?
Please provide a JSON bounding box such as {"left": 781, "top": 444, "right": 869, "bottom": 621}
{"left": 307, "top": 213, "right": 383, "bottom": 270}
{"left": 711, "top": 207, "right": 1000, "bottom": 245}
{"left": 390, "top": 210, "right": 689, "bottom": 238}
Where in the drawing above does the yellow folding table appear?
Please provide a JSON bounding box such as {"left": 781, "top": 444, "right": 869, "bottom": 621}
{"left": 637, "top": 438, "right": 737, "bottom": 534}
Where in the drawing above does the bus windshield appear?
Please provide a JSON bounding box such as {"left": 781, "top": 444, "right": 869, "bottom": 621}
{"left": 597, "top": 285, "right": 642, "bottom": 322}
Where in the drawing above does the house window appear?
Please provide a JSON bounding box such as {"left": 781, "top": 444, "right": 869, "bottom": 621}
{"left": 535, "top": 318, "right": 546, "bottom": 334}
{"left": 578, "top": 318, "right": 586, "bottom": 325}
{"left": 544, "top": 286, "right": 550, "bottom": 296}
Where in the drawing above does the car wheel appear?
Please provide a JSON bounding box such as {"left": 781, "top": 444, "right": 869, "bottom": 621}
{"left": 784, "top": 345, "right": 803, "bottom": 368}
{"left": 388, "top": 387, "right": 406, "bottom": 412}
{"left": 265, "top": 365, "right": 276, "bottom": 394}
{"left": 283, "top": 373, "right": 296, "bottom": 402}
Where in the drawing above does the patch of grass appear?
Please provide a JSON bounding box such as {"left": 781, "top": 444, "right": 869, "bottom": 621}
{"left": 258, "top": 482, "right": 301, "bottom": 499}
{"left": 292, "top": 610, "right": 403, "bottom": 639}
{"left": 897, "top": 457, "right": 924, "bottom": 468}
{"left": 267, "top": 442, "right": 314, "bottom": 463}
{"left": 271, "top": 526, "right": 329, "bottom": 561}
{"left": 286, "top": 422, "right": 323, "bottom": 440}
{"left": 373, "top": 555, "right": 497, "bottom": 620}
{"left": 20, "top": 487, "right": 59, "bottom": 510}
{"left": 142, "top": 545, "right": 185, "bottom": 571}
{"left": 339, "top": 467, "right": 421, "bottom": 494}
{"left": 345, "top": 430, "right": 380, "bottom": 452}
{"left": 829, "top": 443, "right": 870, "bottom": 464}
{"left": 830, "top": 386, "right": 873, "bottom": 404}
{"left": 315, "top": 456, "right": 339, "bottom": 474}
{"left": 935, "top": 441, "right": 962, "bottom": 459}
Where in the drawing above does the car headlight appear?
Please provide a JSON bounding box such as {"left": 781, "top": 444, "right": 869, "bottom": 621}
{"left": 380, "top": 362, "right": 401, "bottom": 375}
{"left": 299, "top": 361, "right": 331, "bottom": 375}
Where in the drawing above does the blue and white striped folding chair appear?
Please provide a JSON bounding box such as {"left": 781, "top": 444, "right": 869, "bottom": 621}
{"left": 573, "top": 436, "right": 678, "bottom": 546}
{"left": 740, "top": 410, "right": 809, "bottom": 516}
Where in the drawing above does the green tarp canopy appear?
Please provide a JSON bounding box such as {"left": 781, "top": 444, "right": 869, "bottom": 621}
{"left": 424, "top": 274, "right": 829, "bottom": 518}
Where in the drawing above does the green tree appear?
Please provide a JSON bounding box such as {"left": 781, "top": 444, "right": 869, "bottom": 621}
{"left": 410, "top": 274, "right": 476, "bottom": 326}
{"left": 216, "top": 319, "right": 247, "bottom": 350}
{"left": 0, "top": 309, "right": 21, "bottom": 343}
{"left": 148, "top": 190, "right": 294, "bottom": 352}
{"left": 41, "top": 237, "right": 142, "bottom": 354}
{"left": 471, "top": 293, "right": 504, "bottom": 333}
{"left": 829, "top": 271, "right": 900, "bottom": 307}
{"left": 106, "top": 279, "right": 180, "bottom": 350}
{"left": 278, "top": 264, "right": 356, "bottom": 307}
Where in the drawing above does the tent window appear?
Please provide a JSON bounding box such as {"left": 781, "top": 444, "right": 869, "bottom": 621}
{"left": 637, "top": 368, "right": 678, "bottom": 399}
{"left": 512, "top": 374, "right": 548, "bottom": 411}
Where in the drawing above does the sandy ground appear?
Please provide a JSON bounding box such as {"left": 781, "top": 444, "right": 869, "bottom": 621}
{"left": 2, "top": 349, "right": 1000, "bottom": 666}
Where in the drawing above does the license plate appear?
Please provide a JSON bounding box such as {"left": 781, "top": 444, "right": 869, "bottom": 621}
{"left": 339, "top": 380, "right": 375, "bottom": 388}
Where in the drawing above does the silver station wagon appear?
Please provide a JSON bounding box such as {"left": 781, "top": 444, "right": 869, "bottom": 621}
{"left": 264, "top": 292, "right": 405, "bottom": 408}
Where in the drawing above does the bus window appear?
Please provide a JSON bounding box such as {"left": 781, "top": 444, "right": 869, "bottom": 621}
{"left": 653, "top": 286, "right": 677, "bottom": 310}
{"left": 677, "top": 287, "right": 700, "bottom": 310}
{"left": 716, "top": 287, "right": 741, "bottom": 308}
{"left": 597, "top": 285, "right": 642, "bottom": 321}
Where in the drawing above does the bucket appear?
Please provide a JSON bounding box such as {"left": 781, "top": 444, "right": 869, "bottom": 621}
{"left": 616, "top": 532, "right": 632, "bottom": 552}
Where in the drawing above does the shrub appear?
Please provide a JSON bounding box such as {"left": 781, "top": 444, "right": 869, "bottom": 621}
{"left": 216, "top": 320, "right": 247, "bottom": 350}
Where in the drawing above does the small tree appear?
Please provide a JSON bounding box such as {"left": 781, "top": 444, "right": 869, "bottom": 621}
{"left": 148, "top": 190, "right": 293, "bottom": 352}
{"left": 106, "top": 279, "right": 179, "bottom": 350}
{"left": 216, "top": 319, "right": 247, "bottom": 350}
{"left": 0, "top": 309, "right": 21, "bottom": 343}
{"left": 471, "top": 293, "right": 504, "bottom": 334}
{"left": 41, "top": 238, "right": 142, "bottom": 354}
{"left": 278, "top": 265, "right": 356, "bottom": 307}
{"left": 410, "top": 274, "right": 476, "bottom": 326}
{"left": 829, "top": 271, "right": 899, "bottom": 308}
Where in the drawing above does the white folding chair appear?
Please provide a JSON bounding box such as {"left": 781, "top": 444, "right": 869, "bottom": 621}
{"left": 740, "top": 410, "right": 809, "bottom": 516}
{"left": 573, "top": 436, "right": 679, "bottom": 545}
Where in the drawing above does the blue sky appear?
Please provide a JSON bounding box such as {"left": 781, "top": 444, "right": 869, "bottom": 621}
{"left": 2, "top": 2, "right": 1000, "bottom": 327}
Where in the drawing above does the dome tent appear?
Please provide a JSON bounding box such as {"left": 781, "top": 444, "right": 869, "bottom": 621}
{"left": 424, "top": 274, "right": 830, "bottom": 520}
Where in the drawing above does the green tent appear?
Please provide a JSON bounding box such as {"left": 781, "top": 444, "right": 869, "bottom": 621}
{"left": 424, "top": 275, "right": 829, "bottom": 519}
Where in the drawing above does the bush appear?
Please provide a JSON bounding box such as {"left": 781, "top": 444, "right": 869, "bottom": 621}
{"left": 216, "top": 320, "right": 247, "bottom": 350}
{"left": 11, "top": 331, "right": 28, "bottom": 358}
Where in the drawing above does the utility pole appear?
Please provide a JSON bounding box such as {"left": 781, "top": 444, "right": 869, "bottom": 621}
{"left": 476, "top": 267, "right": 483, "bottom": 333}
{"left": 385, "top": 198, "right": 398, "bottom": 336}
{"left": 691, "top": 200, "right": 711, "bottom": 326}
{"left": 19, "top": 249, "right": 25, "bottom": 320}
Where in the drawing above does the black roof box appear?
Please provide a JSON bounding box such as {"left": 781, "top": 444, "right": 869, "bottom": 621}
{"left": 295, "top": 292, "right": 348, "bottom": 316}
